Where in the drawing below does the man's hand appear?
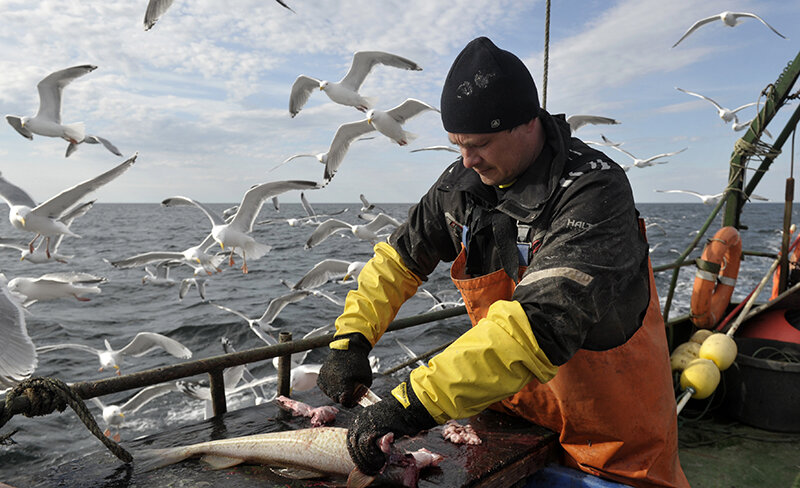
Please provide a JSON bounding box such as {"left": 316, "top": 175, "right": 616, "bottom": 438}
{"left": 347, "top": 381, "right": 437, "bottom": 475}
{"left": 317, "top": 332, "right": 374, "bottom": 407}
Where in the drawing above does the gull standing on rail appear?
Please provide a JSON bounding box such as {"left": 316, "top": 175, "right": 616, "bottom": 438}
{"left": 322, "top": 99, "right": 438, "bottom": 182}
{"left": 162, "top": 180, "right": 319, "bottom": 273}
{"left": 0, "top": 154, "right": 137, "bottom": 258}
{"left": 5, "top": 65, "right": 121, "bottom": 156}
{"left": 289, "top": 51, "right": 422, "bottom": 117}
{"left": 36, "top": 331, "right": 192, "bottom": 376}
{"left": 0, "top": 274, "right": 36, "bottom": 389}
{"left": 672, "top": 11, "right": 786, "bottom": 48}
{"left": 676, "top": 87, "right": 756, "bottom": 124}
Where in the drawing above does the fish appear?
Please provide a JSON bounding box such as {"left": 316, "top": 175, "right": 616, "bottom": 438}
{"left": 135, "top": 426, "right": 443, "bottom": 488}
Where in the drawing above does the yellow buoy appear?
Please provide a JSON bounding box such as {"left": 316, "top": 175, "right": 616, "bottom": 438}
{"left": 670, "top": 341, "right": 701, "bottom": 371}
{"left": 689, "top": 329, "right": 714, "bottom": 344}
{"left": 699, "top": 333, "right": 738, "bottom": 371}
{"left": 680, "top": 358, "right": 721, "bottom": 399}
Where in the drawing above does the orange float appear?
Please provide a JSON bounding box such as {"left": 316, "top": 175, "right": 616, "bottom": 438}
{"left": 691, "top": 227, "right": 742, "bottom": 329}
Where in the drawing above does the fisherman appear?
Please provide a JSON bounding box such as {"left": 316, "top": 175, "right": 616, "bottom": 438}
{"left": 317, "top": 36, "right": 689, "bottom": 488}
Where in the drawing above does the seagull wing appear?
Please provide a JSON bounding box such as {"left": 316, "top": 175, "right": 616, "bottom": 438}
{"left": 410, "top": 145, "right": 459, "bottom": 153}
{"left": 35, "top": 65, "right": 97, "bottom": 124}
{"left": 731, "top": 102, "right": 757, "bottom": 114}
{"left": 117, "top": 332, "right": 192, "bottom": 359}
{"left": 5, "top": 115, "right": 34, "bottom": 140}
{"left": 259, "top": 290, "right": 310, "bottom": 324}
{"left": 305, "top": 218, "right": 351, "bottom": 249}
{"left": 39, "top": 271, "right": 106, "bottom": 284}
{"left": 289, "top": 75, "right": 322, "bottom": 117}
{"left": 59, "top": 200, "right": 95, "bottom": 225}
{"left": 324, "top": 120, "right": 374, "bottom": 181}
{"left": 676, "top": 87, "right": 723, "bottom": 111}
{"left": 733, "top": 12, "right": 786, "bottom": 38}
{"left": 144, "top": 0, "right": 175, "bottom": 30}
{"left": 672, "top": 15, "right": 719, "bottom": 48}
{"left": 34, "top": 154, "right": 136, "bottom": 219}
{"left": 656, "top": 189, "right": 703, "bottom": 199}
{"left": 566, "top": 115, "right": 619, "bottom": 133}
{"left": 648, "top": 147, "right": 687, "bottom": 161}
{"left": 359, "top": 194, "right": 373, "bottom": 210}
{"left": 0, "top": 239, "right": 27, "bottom": 253}
{"left": 120, "top": 383, "right": 179, "bottom": 414}
{"left": 340, "top": 51, "right": 422, "bottom": 91}
{"left": 268, "top": 153, "right": 318, "bottom": 173}
{"left": 36, "top": 342, "right": 99, "bottom": 356}
{"left": 293, "top": 259, "right": 352, "bottom": 290}
{"left": 84, "top": 135, "right": 123, "bottom": 156}
{"left": 162, "top": 195, "right": 225, "bottom": 226}
{"left": 364, "top": 212, "right": 402, "bottom": 232}
{"left": 0, "top": 278, "right": 36, "bottom": 388}
{"left": 210, "top": 301, "right": 252, "bottom": 324}
{"left": 300, "top": 192, "right": 315, "bottom": 218}
{"left": 0, "top": 173, "right": 37, "bottom": 207}
{"left": 229, "top": 180, "right": 319, "bottom": 232}
{"left": 386, "top": 98, "right": 438, "bottom": 124}
{"left": 609, "top": 144, "right": 638, "bottom": 162}
{"left": 109, "top": 251, "right": 185, "bottom": 268}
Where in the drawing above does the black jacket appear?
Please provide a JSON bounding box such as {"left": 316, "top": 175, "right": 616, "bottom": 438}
{"left": 389, "top": 111, "right": 650, "bottom": 365}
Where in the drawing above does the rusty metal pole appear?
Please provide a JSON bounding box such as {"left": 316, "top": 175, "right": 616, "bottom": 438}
{"left": 277, "top": 332, "right": 292, "bottom": 398}
{"left": 209, "top": 369, "right": 227, "bottom": 417}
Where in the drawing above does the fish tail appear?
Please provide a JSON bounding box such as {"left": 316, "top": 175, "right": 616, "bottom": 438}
{"left": 134, "top": 446, "right": 192, "bottom": 473}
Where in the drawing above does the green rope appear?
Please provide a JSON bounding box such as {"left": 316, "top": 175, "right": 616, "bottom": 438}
{"left": 0, "top": 377, "right": 132, "bottom": 463}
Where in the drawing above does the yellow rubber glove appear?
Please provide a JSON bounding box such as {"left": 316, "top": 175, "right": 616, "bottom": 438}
{"left": 334, "top": 241, "right": 423, "bottom": 345}
{"left": 409, "top": 299, "right": 558, "bottom": 423}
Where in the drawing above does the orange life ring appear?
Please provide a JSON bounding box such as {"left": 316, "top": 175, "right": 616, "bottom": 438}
{"left": 690, "top": 227, "right": 742, "bottom": 329}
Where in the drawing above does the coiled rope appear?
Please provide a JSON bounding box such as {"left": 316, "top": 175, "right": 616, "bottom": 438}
{"left": 0, "top": 377, "right": 132, "bottom": 463}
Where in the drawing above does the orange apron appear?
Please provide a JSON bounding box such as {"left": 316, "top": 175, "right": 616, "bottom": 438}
{"left": 450, "top": 220, "right": 689, "bottom": 488}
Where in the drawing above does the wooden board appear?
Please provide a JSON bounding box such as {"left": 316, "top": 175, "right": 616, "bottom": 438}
{"left": 12, "top": 380, "right": 557, "bottom": 487}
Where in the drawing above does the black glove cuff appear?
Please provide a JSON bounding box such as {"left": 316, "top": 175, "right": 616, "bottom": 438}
{"left": 334, "top": 332, "right": 373, "bottom": 355}
{"left": 396, "top": 377, "right": 438, "bottom": 432}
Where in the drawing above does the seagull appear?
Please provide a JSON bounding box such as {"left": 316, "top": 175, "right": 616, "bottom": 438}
{"left": 0, "top": 154, "right": 136, "bottom": 258}
{"left": 417, "top": 288, "right": 464, "bottom": 313}
{"left": 610, "top": 145, "right": 687, "bottom": 168}
{"left": 323, "top": 99, "right": 439, "bottom": 182}
{"left": 672, "top": 11, "right": 786, "bottom": 48}
{"left": 179, "top": 277, "right": 208, "bottom": 301}
{"left": 676, "top": 87, "right": 756, "bottom": 124}
{"left": 290, "top": 259, "right": 367, "bottom": 290}
{"left": 584, "top": 134, "right": 624, "bottom": 148}
{"left": 5, "top": 65, "right": 97, "bottom": 148}
{"left": 90, "top": 382, "right": 180, "bottom": 441}
{"left": 656, "top": 189, "right": 768, "bottom": 205}
{"left": 36, "top": 331, "right": 192, "bottom": 375}
{"left": 566, "top": 115, "right": 620, "bottom": 133}
{"left": 0, "top": 274, "right": 36, "bottom": 389}
{"left": 162, "top": 179, "right": 319, "bottom": 273}
{"left": 410, "top": 145, "right": 460, "bottom": 154}
{"left": 141, "top": 261, "right": 179, "bottom": 286}
{"left": 267, "top": 137, "right": 375, "bottom": 174}
{"left": 109, "top": 233, "right": 225, "bottom": 276}
{"left": 732, "top": 117, "right": 773, "bottom": 138}
{"left": 65, "top": 134, "right": 122, "bottom": 158}
{"left": 359, "top": 194, "right": 386, "bottom": 214}
{"left": 209, "top": 286, "right": 342, "bottom": 341}
{"left": 144, "top": 0, "right": 294, "bottom": 30}
{"left": 7, "top": 272, "right": 107, "bottom": 306}
{"left": 289, "top": 51, "right": 422, "bottom": 117}
{"left": 305, "top": 213, "right": 402, "bottom": 249}
{"left": 0, "top": 200, "right": 95, "bottom": 264}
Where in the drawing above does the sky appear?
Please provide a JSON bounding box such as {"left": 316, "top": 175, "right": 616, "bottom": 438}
{"left": 0, "top": 0, "right": 798, "bottom": 205}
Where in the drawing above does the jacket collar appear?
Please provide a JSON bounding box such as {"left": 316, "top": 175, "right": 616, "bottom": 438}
{"left": 438, "top": 111, "right": 572, "bottom": 223}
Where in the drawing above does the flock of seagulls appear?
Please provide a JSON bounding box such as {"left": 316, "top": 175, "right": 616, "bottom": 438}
{"left": 0, "top": 6, "right": 787, "bottom": 443}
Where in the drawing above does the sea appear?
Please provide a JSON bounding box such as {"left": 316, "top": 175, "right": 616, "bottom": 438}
{"left": 1, "top": 201, "right": 798, "bottom": 484}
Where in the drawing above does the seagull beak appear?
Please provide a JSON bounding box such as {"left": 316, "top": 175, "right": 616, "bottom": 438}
{"left": 367, "top": 117, "right": 373, "bottom": 125}
{"left": 19, "top": 217, "right": 25, "bottom": 226}
{"left": 343, "top": 273, "right": 351, "bottom": 282}
{"left": 119, "top": 413, "right": 125, "bottom": 419}
{"left": 220, "top": 243, "right": 225, "bottom": 250}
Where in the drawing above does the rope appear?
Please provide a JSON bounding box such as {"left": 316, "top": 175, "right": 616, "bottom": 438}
{"left": 0, "top": 377, "right": 132, "bottom": 463}
{"left": 733, "top": 137, "right": 782, "bottom": 160}
{"left": 541, "top": 0, "right": 550, "bottom": 110}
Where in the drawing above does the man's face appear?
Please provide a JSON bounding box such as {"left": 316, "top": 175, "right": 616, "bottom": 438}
{"left": 448, "top": 117, "right": 541, "bottom": 186}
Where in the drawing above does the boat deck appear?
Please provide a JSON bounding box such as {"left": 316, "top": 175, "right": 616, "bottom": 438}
{"left": 14, "top": 377, "right": 557, "bottom": 487}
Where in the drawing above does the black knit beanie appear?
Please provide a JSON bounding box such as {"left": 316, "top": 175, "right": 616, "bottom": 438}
{"left": 441, "top": 36, "right": 540, "bottom": 134}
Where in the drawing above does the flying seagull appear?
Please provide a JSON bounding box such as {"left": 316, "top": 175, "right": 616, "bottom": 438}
{"left": 0, "top": 154, "right": 136, "bottom": 258}
{"left": 566, "top": 115, "right": 620, "bottom": 133}
{"left": 37, "top": 331, "right": 192, "bottom": 375}
{"left": 289, "top": 51, "right": 422, "bottom": 117}
{"left": 0, "top": 274, "right": 36, "bottom": 389}
{"left": 676, "top": 87, "right": 756, "bottom": 124}
{"left": 162, "top": 180, "right": 319, "bottom": 273}
{"left": 7, "top": 272, "right": 107, "bottom": 307}
{"left": 305, "top": 213, "right": 401, "bottom": 249}
{"left": 91, "top": 382, "right": 180, "bottom": 441}
{"left": 5, "top": 65, "right": 111, "bottom": 153}
{"left": 672, "top": 11, "right": 786, "bottom": 48}
{"left": 144, "top": 0, "right": 294, "bottom": 31}
{"left": 322, "top": 99, "right": 438, "bottom": 182}
{"left": 610, "top": 145, "right": 687, "bottom": 168}
{"left": 65, "top": 134, "right": 122, "bottom": 158}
